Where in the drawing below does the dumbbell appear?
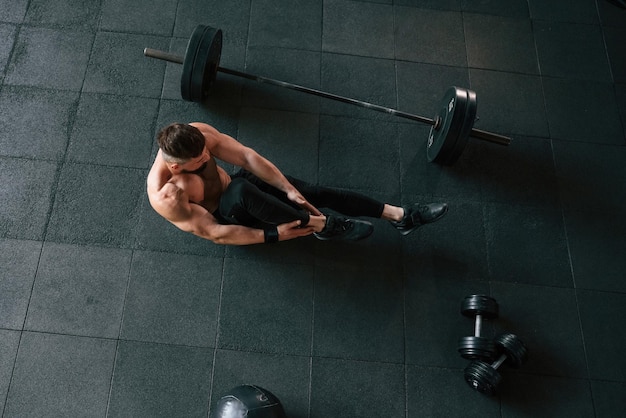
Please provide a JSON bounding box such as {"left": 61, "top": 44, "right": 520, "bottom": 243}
{"left": 458, "top": 294, "right": 499, "bottom": 361}
{"left": 464, "top": 333, "right": 528, "bottom": 396}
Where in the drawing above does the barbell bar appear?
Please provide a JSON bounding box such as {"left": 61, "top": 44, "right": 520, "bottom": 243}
{"left": 144, "top": 25, "right": 512, "bottom": 165}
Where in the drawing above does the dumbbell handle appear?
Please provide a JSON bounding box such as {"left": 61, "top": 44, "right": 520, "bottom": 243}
{"left": 492, "top": 353, "right": 506, "bottom": 369}
{"left": 143, "top": 48, "right": 512, "bottom": 146}
{"left": 474, "top": 314, "right": 483, "bottom": 337}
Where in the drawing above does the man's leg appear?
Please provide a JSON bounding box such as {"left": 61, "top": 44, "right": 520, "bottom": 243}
{"left": 218, "top": 175, "right": 373, "bottom": 241}
{"left": 287, "top": 176, "right": 448, "bottom": 235}
{"left": 218, "top": 177, "right": 309, "bottom": 228}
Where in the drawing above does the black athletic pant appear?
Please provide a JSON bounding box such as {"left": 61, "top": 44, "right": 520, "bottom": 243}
{"left": 216, "top": 169, "right": 385, "bottom": 228}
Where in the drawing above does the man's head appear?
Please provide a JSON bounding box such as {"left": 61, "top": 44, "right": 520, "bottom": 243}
{"left": 157, "top": 123, "right": 208, "bottom": 173}
{"left": 157, "top": 123, "right": 205, "bottom": 164}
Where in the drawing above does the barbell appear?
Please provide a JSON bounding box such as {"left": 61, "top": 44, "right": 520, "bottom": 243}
{"left": 144, "top": 25, "right": 512, "bottom": 165}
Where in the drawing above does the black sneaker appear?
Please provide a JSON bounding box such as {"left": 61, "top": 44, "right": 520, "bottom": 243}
{"left": 390, "top": 203, "right": 448, "bottom": 236}
{"left": 314, "top": 215, "right": 374, "bottom": 241}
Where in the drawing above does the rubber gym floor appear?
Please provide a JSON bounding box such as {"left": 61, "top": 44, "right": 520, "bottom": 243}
{"left": 1, "top": 0, "right": 626, "bottom": 417}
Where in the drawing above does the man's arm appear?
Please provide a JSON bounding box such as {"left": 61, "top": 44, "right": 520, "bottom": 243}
{"left": 158, "top": 195, "right": 315, "bottom": 245}
{"left": 191, "top": 122, "right": 322, "bottom": 216}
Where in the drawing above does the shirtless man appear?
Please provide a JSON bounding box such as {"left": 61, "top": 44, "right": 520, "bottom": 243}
{"left": 147, "top": 122, "right": 448, "bottom": 245}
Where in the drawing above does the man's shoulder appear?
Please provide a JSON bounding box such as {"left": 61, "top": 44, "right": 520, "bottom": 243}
{"left": 148, "top": 183, "right": 186, "bottom": 220}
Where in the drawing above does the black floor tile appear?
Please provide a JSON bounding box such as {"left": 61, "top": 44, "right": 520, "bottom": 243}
{"left": 0, "top": 87, "right": 77, "bottom": 160}
{"left": 0, "top": 1, "right": 28, "bottom": 22}
{"left": 174, "top": 0, "right": 251, "bottom": 44}
{"left": 464, "top": 14, "right": 538, "bottom": 75}
{"left": 407, "top": 365, "right": 501, "bottom": 417}
{"left": 469, "top": 70, "right": 549, "bottom": 137}
{"left": 396, "top": 61, "right": 470, "bottom": 118}
{"left": 0, "top": 158, "right": 57, "bottom": 240}
{"left": 320, "top": 53, "right": 397, "bottom": 120}
{"left": 68, "top": 93, "right": 158, "bottom": 168}
{"left": 249, "top": 0, "right": 322, "bottom": 51}
{"left": 108, "top": 340, "right": 213, "bottom": 417}
{"left": 534, "top": 20, "right": 611, "bottom": 82}
{"left": 527, "top": 0, "right": 600, "bottom": 24}
{"left": 590, "top": 380, "right": 626, "bottom": 417}
{"left": 395, "top": 7, "right": 467, "bottom": 67}
{"left": 403, "top": 201, "right": 489, "bottom": 282}
{"left": 5, "top": 27, "right": 93, "bottom": 91}
{"left": 24, "top": 0, "right": 101, "bottom": 31}
{"left": 83, "top": 32, "right": 168, "bottom": 98}
{"left": 46, "top": 163, "right": 145, "bottom": 247}
{"left": 490, "top": 283, "right": 588, "bottom": 379}
{"left": 242, "top": 47, "right": 321, "bottom": 114}
{"left": 0, "top": 23, "right": 17, "bottom": 74}
{"left": 100, "top": 0, "right": 177, "bottom": 35}
{"left": 155, "top": 98, "right": 240, "bottom": 141}
{"left": 461, "top": 0, "right": 529, "bottom": 17}
{"left": 485, "top": 203, "right": 572, "bottom": 287}
{"left": 404, "top": 276, "right": 491, "bottom": 368}
{"left": 477, "top": 136, "right": 560, "bottom": 210}
{"left": 210, "top": 350, "right": 310, "bottom": 418}
{"left": 323, "top": 0, "right": 394, "bottom": 59}
{"left": 0, "top": 239, "right": 41, "bottom": 330}
{"left": 543, "top": 78, "right": 623, "bottom": 143}
{"left": 237, "top": 108, "right": 319, "bottom": 181}
{"left": 218, "top": 259, "right": 314, "bottom": 356}
{"left": 25, "top": 243, "right": 130, "bottom": 339}
{"left": 120, "top": 251, "right": 223, "bottom": 347}
{"left": 310, "top": 357, "right": 405, "bottom": 418}
{"left": 313, "top": 262, "right": 404, "bottom": 363}
{"left": 577, "top": 290, "right": 626, "bottom": 382}
{"left": 553, "top": 140, "right": 626, "bottom": 213}
{"left": 604, "top": 26, "right": 626, "bottom": 84}
{"left": 0, "top": 330, "right": 20, "bottom": 414}
{"left": 4, "top": 332, "right": 115, "bottom": 417}
{"left": 400, "top": 124, "right": 485, "bottom": 201}
{"left": 499, "top": 374, "right": 594, "bottom": 418}
{"left": 319, "top": 115, "right": 400, "bottom": 194}
{"left": 597, "top": 0, "right": 626, "bottom": 27}
{"left": 394, "top": 0, "right": 460, "bottom": 12}
{"left": 565, "top": 210, "right": 626, "bottom": 293}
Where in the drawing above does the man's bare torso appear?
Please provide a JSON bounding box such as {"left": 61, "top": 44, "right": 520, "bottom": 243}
{"left": 167, "top": 158, "right": 231, "bottom": 213}
{"left": 147, "top": 150, "right": 231, "bottom": 219}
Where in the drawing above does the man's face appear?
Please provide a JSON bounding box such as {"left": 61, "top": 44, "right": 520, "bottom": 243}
{"left": 171, "top": 147, "right": 210, "bottom": 173}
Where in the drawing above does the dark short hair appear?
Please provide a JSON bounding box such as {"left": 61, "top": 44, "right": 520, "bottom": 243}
{"left": 156, "top": 123, "right": 205, "bottom": 162}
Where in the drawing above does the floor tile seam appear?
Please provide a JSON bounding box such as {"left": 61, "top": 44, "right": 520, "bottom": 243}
{"left": 551, "top": 135, "right": 626, "bottom": 146}
{"left": 549, "top": 135, "right": 626, "bottom": 146}
{"left": 489, "top": 280, "right": 578, "bottom": 293}
{"left": 206, "top": 257, "right": 227, "bottom": 414}
{"left": 13, "top": 329, "right": 223, "bottom": 351}
{"left": 529, "top": 17, "right": 604, "bottom": 28}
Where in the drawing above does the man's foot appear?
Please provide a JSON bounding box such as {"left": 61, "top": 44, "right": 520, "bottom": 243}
{"left": 314, "top": 215, "right": 374, "bottom": 241}
{"left": 390, "top": 203, "right": 448, "bottom": 236}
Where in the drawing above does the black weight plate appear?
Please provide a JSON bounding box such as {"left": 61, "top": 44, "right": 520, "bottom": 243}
{"left": 458, "top": 336, "right": 497, "bottom": 361}
{"left": 181, "top": 25, "right": 210, "bottom": 101}
{"left": 461, "top": 294, "right": 499, "bottom": 319}
{"left": 494, "top": 333, "right": 528, "bottom": 368}
{"left": 180, "top": 25, "right": 222, "bottom": 102}
{"left": 443, "top": 88, "right": 477, "bottom": 165}
{"left": 189, "top": 26, "right": 222, "bottom": 102}
{"left": 464, "top": 361, "right": 501, "bottom": 396}
{"left": 426, "top": 86, "right": 467, "bottom": 164}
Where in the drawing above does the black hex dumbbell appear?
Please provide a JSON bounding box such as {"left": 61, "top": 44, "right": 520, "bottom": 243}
{"left": 464, "top": 333, "right": 528, "bottom": 396}
{"left": 458, "top": 295, "right": 499, "bottom": 361}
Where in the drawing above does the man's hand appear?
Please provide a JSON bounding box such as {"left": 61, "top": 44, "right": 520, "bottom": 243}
{"left": 287, "top": 189, "right": 322, "bottom": 216}
{"left": 277, "top": 220, "right": 316, "bottom": 241}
